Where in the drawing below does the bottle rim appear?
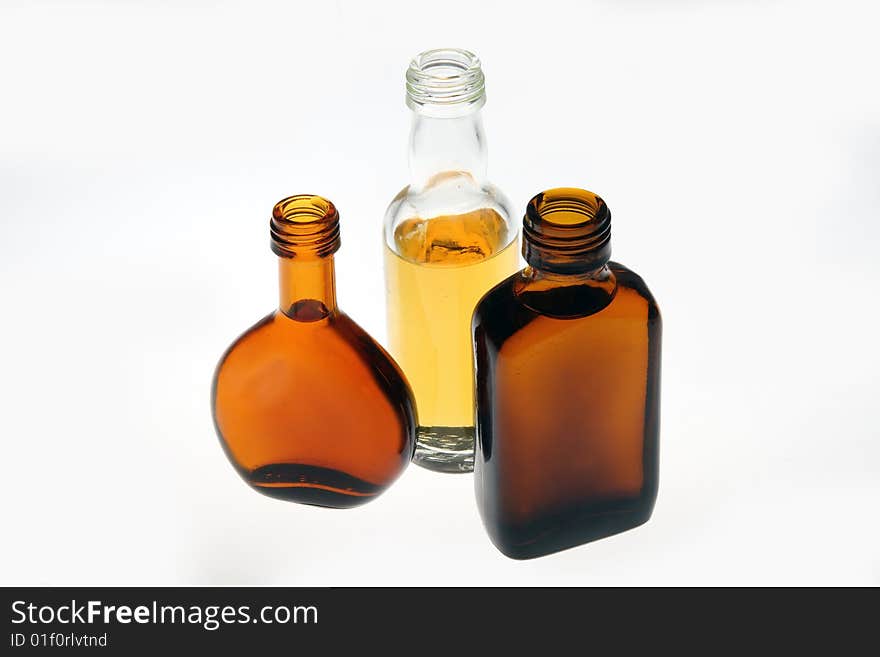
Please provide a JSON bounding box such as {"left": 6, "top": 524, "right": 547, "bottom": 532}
{"left": 406, "top": 48, "right": 486, "bottom": 116}
{"left": 270, "top": 194, "right": 341, "bottom": 259}
{"left": 523, "top": 188, "right": 612, "bottom": 272}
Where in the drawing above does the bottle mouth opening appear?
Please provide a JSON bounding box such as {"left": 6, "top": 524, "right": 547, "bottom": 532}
{"left": 273, "top": 194, "right": 336, "bottom": 224}
{"left": 406, "top": 48, "right": 486, "bottom": 115}
{"left": 270, "top": 194, "right": 341, "bottom": 258}
{"left": 528, "top": 188, "right": 606, "bottom": 227}
{"left": 523, "top": 188, "right": 612, "bottom": 272}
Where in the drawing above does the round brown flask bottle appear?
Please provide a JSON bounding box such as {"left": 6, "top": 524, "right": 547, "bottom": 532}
{"left": 212, "top": 195, "right": 417, "bottom": 508}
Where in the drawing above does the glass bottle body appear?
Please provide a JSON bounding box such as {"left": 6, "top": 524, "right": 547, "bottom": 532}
{"left": 213, "top": 196, "right": 416, "bottom": 508}
{"left": 473, "top": 261, "right": 661, "bottom": 558}
{"left": 384, "top": 50, "right": 519, "bottom": 473}
{"left": 383, "top": 179, "right": 518, "bottom": 473}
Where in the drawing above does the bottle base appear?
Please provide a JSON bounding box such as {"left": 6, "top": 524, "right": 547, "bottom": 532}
{"left": 413, "top": 426, "right": 475, "bottom": 473}
{"left": 483, "top": 498, "right": 656, "bottom": 559}
{"left": 245, "top": 463, "right": 383, "bottom": 508}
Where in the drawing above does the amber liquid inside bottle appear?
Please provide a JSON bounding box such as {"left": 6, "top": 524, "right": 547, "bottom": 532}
{"left": 384, "top": 208, "right": 519, "bottom": 468}
{"left": 213, "top": 196, "right": 416, "bottom": 508}
{"left": 473, "top": 189, "right": 661, "bottom": 558}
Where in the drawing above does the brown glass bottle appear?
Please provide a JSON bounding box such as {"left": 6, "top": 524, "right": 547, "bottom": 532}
{"left": 472, "top": 188, "right": 661, "bottom": 558}
{"left": 212, "top": 195, "right": 417, "bottom": 508}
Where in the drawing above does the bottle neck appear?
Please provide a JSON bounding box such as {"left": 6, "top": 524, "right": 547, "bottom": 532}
{"left": 522, "top": 188, "right": 612, "bottom": 274}
{"left": 408, "top": 109, "right": 487, "bottom": 189}
{"left": 278, "top": 256, "right": 337, "bottom": 321}
{"left": 527, "top": 264, "right": 612, "bottom": 284}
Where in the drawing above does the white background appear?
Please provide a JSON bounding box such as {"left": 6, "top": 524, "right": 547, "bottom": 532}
{"left": 1, "top": 0, "right": 878, "bottom": 586}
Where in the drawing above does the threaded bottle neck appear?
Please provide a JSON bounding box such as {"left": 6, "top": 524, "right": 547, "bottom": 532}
{"left": 270, "top": 195, "right": 340, "bottom": 320}
{"left": 270, "top": 194, "right": 341, "bottom": 259}
{"left": 406, "top": 48, "right": 486, "bottom": 118}
{"left": 522, "top": 188, "right": 612, "bottom": 274}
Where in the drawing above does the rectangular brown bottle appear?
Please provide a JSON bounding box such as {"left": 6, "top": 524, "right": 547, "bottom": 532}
{"left": 472, "top": 188, "right": 661, "bottom": 559}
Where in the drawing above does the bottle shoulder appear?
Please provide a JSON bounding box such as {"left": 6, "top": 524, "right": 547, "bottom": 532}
{"left": 383, "top": 174, "right": 516, "bottom": 243}
{"left": 215, "top": 310, "right": 407, "bottom": 388}
{"left": 384, "top": 176, "right": 513, "bottom": 215}
{"left": 473, "top": 262, "right": 661, "bottom": 342}
{"left": 383, "top": 174, "right": 518, "bottom": 264}
{"left": 608, "top": 261, "right": 661, "bottom": 322}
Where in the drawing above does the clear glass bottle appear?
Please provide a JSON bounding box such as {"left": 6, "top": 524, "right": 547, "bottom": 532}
{"left": 213, "top": 195, "right": 417, "bottom": 508}
{"left": 383, "top": 48, "right": 519, "bottom": 473}
{"left": 472, "top": 188, "right": 661, "bottom": 558}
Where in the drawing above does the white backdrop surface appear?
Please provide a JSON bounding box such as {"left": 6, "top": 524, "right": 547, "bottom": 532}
{"left": 1, "top": 0, "right": 878, "bottom": 585}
